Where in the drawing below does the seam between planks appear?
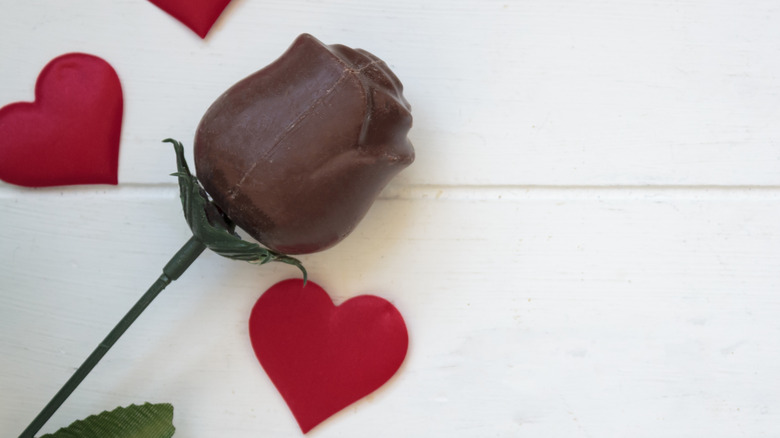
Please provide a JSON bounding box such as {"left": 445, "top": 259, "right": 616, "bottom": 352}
{"left": 4, "top": 183, "right": 780, "bottom": 201}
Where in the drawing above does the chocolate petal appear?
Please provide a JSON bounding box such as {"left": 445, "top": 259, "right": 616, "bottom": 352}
{"left": 194, "top": 34, "right": 414, "bottom": 254}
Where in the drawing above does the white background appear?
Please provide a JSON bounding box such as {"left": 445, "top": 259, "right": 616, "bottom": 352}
{"left": 2, "top": 0, "right": 780, "bottom": 436}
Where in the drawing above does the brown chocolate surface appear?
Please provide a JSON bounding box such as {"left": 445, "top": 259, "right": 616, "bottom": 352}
{"left": 194, "top": 34, "right": 414, "bottom": 254}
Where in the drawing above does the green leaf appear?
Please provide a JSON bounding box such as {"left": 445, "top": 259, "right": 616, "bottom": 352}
{"left": 40, "top": 403, "right": 175, "bottom": 438}
{"left": 164, "top": 138, "right": 307, "bottom": 283}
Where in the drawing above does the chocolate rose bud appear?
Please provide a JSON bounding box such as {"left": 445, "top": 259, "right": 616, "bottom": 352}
{"left": 194, "top": 33, "right": 414, "bottom": 255}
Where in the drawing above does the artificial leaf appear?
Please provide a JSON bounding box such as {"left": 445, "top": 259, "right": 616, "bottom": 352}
{"left": 40, "top": 403, "right": 174, "bottom": 438}
{"left": 166, "top": 139, "right": 307, "bottom": 281}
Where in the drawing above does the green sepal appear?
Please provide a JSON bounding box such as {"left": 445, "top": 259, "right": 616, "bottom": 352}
{"left": 40, "top": 403, "right": 175, "bottom": 438}
{"left": 164, "top": 139, "right": 307, "bottom": 282}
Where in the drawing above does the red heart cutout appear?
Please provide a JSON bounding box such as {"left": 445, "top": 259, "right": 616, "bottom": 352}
{"left": 249, "top": 279, "right": 408, "bottom": 433}
{"left": 0, "top": 53, "right": 123, "bottom": 187}
{"left": 148, "top": 0, "right": 232, "bottom": 39}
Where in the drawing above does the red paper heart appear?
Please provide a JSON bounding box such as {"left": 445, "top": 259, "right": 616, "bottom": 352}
{"left": 249, "top": 279, "right": 408, "bottom": 433}
{"left": 0, "top": 53, "right": 123, "bottom": 187}
{"left": 148, "top": 0, "right": 232, "bottom": 38}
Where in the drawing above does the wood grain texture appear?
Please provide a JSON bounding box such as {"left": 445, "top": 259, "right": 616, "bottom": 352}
{"left": 2, "top": 192, "right": 780, "bottom": 436}
{"left": 1, "top": 0, "right": 779, "bottom": 186}
{"left": 1, "top": 0, "right": 780, "bottom": 437}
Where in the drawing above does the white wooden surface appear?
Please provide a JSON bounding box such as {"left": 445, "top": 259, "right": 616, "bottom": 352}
{"left": 1, "top": 1, "right": 779, "bottom": 436}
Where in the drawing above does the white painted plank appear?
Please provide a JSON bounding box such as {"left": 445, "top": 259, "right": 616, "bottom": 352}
{"left": 2, "top": 1, "right": 779, "bottom": 437}
{"left": 1, "top": 0, "right": 779, "bottom": 186}
{"left": 1, "top": 192, "right": 779, "bottom": 436}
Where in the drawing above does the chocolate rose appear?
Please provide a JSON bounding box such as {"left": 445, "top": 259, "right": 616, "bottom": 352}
{"left": 194, "top": 33, "right": 414, "bottom": 255}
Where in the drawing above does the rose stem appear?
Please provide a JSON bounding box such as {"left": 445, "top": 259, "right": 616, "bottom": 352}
{"left": 19, "top": 236, "right": 207, "bottom": 438}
